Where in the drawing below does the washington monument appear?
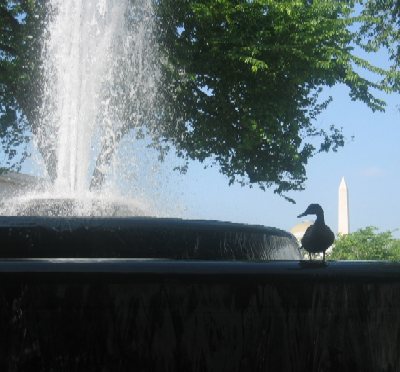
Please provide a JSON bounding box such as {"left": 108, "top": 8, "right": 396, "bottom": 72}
{"left": 338, "top": 177, "right": 350, "bottom": 235}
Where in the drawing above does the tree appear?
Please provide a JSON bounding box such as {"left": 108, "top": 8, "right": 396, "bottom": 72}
{"left": 0, "top": 0, "right": 46, "bottom": 173}
{"left": 1, "top": 1, "right": 399, "bottom": 198}
{"left": 156, "top": 0, "right": 400, "bottom": 201}
{"left": 329, "top": 227, "right": 400, "bottom": 261}
{"left": 357, "top": 0, "right": 400, "bottom": 91}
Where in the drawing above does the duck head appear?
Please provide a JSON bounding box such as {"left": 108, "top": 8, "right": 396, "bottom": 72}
{"left": 297, "top": 203, "right": 324, "bottom": 218}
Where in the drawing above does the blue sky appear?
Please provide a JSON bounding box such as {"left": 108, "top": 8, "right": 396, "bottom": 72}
{"left": 20, "top": 76, "right": 399, "bottom": 236}
{"left": 18, "top": 44, "right": 399, "bottom": 236}
{"left": 7, "top": 1, "right": 397, "bottom": 236}
{"left": 170, "top": 42, "right": 400, "bottom": 235}
{"left": 177, "top": 84, "right": 400, "bottom": 236}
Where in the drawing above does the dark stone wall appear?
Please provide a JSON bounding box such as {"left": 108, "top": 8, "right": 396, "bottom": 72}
{"left": 0, "top": 260, "right": 399, "bottom": 372}
{"left": 0, "top": 218, "right": 397, "bottom": 370}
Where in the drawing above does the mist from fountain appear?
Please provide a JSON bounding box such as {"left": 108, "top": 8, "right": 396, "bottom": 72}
{"left": 0, "top": 0, "right": 302, "bottom": 261}
{"left": 1, "top": 0, "right": 167, "bottom": 216}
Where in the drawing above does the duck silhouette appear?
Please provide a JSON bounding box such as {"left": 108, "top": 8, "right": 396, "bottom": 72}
{"left": 297, "top": 204, "right": 335, "bottom": 261}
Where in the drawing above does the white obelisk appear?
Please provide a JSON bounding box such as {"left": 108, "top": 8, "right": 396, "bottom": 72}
{"left": 338, "top": 177, "right": 350, "bottom": 235}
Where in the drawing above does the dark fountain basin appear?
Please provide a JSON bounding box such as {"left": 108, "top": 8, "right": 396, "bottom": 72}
{"left": 0, "top": 216, "right": 399, "bottom": 371}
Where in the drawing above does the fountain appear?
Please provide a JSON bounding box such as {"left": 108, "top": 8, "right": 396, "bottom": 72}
{"left": 0, "top": 0, "right": 301, "bottom": 259}
{"left": 2, "top": 0, "right": 162, "bottom": 216}
{"left": 0, "top": 1, "right": 399, "bottom": 370}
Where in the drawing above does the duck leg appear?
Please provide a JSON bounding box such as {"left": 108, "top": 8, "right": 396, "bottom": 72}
{"left": 309, "top": 252, "right": 312, "bottom": 261}
{"left": 322, "top": 251, "right": 326, "bottom": 262}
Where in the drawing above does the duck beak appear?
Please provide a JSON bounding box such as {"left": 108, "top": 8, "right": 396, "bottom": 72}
{"left": 297, "top": 212, "right": 306, "bottom": 218}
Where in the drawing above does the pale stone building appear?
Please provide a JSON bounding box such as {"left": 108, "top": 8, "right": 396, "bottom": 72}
{"left": 0, "top": 172, "right": 43, "bottom": 200}
{"left": 290, "top": 220, "right": 313, "bottom": 242}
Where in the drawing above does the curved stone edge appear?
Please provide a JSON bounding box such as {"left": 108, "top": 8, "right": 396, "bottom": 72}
{"left": 0, "top": 216, "right": 301, "bottom": 260}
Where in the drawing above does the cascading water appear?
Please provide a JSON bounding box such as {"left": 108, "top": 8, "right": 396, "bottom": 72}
{"left": 43, "top": 0, "right": 124, "bottom": 194}
{"left": 0, "top": 0, "right": 302, "bottom": 261}
{"left": 1, "top": 0, "right": 165, "bottom": 216}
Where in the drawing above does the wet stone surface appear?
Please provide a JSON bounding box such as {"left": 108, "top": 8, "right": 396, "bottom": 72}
{"left": 0, "top": 264, "right": 399, "bottom": 372}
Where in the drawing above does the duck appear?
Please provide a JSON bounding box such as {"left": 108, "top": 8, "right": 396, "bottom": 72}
{"left": 297, "top": 203, "right": 335, "bottom": 262}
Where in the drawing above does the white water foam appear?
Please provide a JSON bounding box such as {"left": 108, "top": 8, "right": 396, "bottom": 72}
{"left": 2, "top": 0, "right": 173, "bottom": 216}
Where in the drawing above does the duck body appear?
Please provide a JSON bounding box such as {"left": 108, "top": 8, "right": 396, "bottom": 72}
{"left": 297, "top": 204, "right": 335, "bottom": 261}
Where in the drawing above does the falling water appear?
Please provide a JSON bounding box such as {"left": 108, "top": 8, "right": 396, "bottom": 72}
{"left": 44, "top": 0, "right": 159, "bottom": 193}
{"left": 2, "top": 0, "right": 165, "bottom": 216}
{"left": 0, "top": 0, "right": 301, "bottom": 259}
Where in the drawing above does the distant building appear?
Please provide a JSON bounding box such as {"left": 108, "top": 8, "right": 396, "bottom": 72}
{"left": 290, "top": 220, "right": 313, "bottom": 242}
{"left": 0, "top": 172, "right": 43, "bottom": 200}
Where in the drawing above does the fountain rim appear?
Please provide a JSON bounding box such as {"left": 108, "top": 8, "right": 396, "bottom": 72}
{"left": 0, "top": 216, "right": 301, "bottom": 260}
{"left": 0, "top": 260, "right": 399, "bottom": 283}
{"left": 0, "top": 215, "right": 290, "bottom": 235}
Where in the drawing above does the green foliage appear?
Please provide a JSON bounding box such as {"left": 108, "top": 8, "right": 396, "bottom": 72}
{"left": 156, "top": 0, "right": 399, "bottom": 199}
{"left": 0, "top": 0, "right": 399, "bottom": 197}
{"left": 357, "top": 0, "right": 400, "bottom": 91}
{"left": 0, "top": 0, "right": 45, "bottom": 171}
{"left": 329, "top": 227, "right": 400, "bottom": 261}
